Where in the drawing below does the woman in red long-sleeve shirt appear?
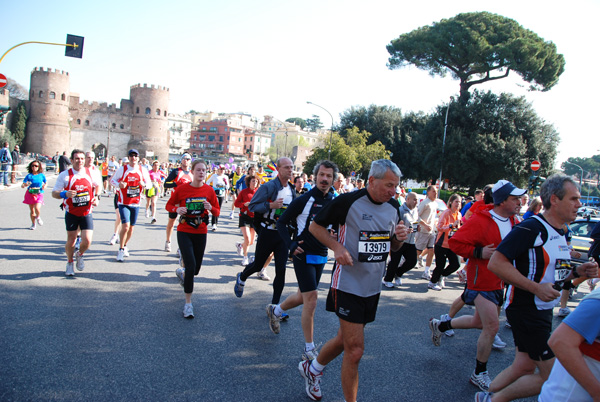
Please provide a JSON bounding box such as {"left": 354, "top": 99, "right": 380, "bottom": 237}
{"left": 234, "top": 175, "right": 258, "bottom": 265}
{"left": 166, "top": 160, "right": 220, "bottom": 319}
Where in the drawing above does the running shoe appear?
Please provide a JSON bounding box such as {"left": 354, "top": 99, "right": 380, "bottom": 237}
{"left": 440, "top": 314, "right": 454, "bottom": 337}
{"left": 382, "top": 278, "right": 394, "bottom": 288}
{"left": 298, "top": 360, "right": 323, "bottom": 401}
{"left": 470, "top": 370, "right": 491, "bottom": 391}
{"left": 235, "top": 241, "right": 243, "bottom": 257}
{"left": 281, "top": 312, "right": 289, "bottom": 321}
{"left": 457, "top": 269, "right": 467, "bottom": 284}
{"left": 557, "top": 307, "right": 571, "bottom": 317}
{"left": 109, "top": 234, "right": 119, "bottom": 245}
{"left": 492, "top": 334, "right": 507, "bottom": 349}
{"left": 234, "top": 272, "right": 244, "bottom": 297}
{"left": 175, "top": 267, "right": 185, "bottom": 287}
{"left": 428, "top": 282, "right": 442, "bottom": 291}
{"left": 29, "top": 224, "right": 36, "bottom": 230}
{"left": 123, "top": 246, "right": 130, "bottom": 257}
{"left": 429, "top": 318, "right": 443, "bottom": 346}
{"left": 257, "top": 270, "right": 271, "bottom": 281}
{"left": 116, "top": 248, "right": 125, "bottom": 262}
{"left": 183, "top": 304, "right": 194, "bottom": 319}
{"left": 439, "top": 276, "right": 446, "bottom": 289}
{"left": 36, "top": 217, "right": 44, "bottom": 226}
{"left": 266, "top": 304, "right": 281, "bottom": 334}
{"left": 241, "top": 256, "right": 249, "bottom": 266}
{"left": 74, "top": 236, "right": 81, "bottom": 250}
{"left": 65, "top": 262, "right": 75, "bottom": 276}
{"left": 474, "top": 392, "right": 493, "bottom": 402}
{"left": 421, "top": 270, "right": 431, "bottom": 280}
{"left": 417, "top": 256, "right": 423, "bottom": 267}
{"left": 151, "top": 218, "right": 157, "bottom": 224}
{"left": 212, "top": 224, "right": 217, "bottom": 231}
{"left": 302, "top": 348, "right": 319, "bottom": 361}
{"left": 75, "top": 251, "right": 85, "bottom": 271}
{"left": 394, "top": 277, "right": 402, "bottom": 286}
{"left": 229, "top": 210, "right": 234, "bottom": 219}
{"left": 165, "top": 241, "right": 171, "bottom": 252}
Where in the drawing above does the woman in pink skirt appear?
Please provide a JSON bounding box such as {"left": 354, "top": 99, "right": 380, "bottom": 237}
{"left": 22, "top": 160, "right": 47, "bottom": 230}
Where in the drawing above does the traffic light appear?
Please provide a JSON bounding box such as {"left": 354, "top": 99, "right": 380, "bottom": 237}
{"left": 528, "top": 175, "right": 537, "bottom": 192}
{"left": 533, "top": 176, "right": 546, "bottom": 194}
{"left": 65, "top": 34, "right": 84, "bottom": 58}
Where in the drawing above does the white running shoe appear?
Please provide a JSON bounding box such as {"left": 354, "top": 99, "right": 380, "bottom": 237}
{"left": 116, "top": 248, "right": 125, "bottom": 262}
{"left": 470, "top": 370, "right": 492, "bottom": 391}
{"left": 266, "top": 304, "right": 281, "bottom": 334}
{"left": 29, "top": 224, "right": 36, "bottom": 230}
{"left": 382, "top": 278, "right": 394, "bottom": 288}
{"left": 257, "top": 269, "right": 271, "bottom": 281}
{"left": 75, "top": 251, "right": 85, "bottom": 271}
{"left": 428, "top": 281, "right": 442, "bottom": 291}
{"left": 417, "top": 256, "right": 423, "bottom": 267}
{"left": 65, "top": 262, "right": 75, "bottom": 276}
{"left": 298, "top": 360, "right": 323, "bottom": 401}
{"left": 394, "top": 277, "right": 402, "bottom": 286}
{"left": 440, "top": 313, "right": 454, "bottom": 337}
{"left": 241, "top": 256, "right": 249, "bottom": 266}
{"left": 212, "top": 224, "right": 217, "bottom": 231}
{"left": 165, "top": 241, "right": 171, "bottom": 252}
{"left": 123, "top": 246, "right": 129, "bottom": 257}
{"left": 175, "top": 267, "right": 185, "bottom": 287}
{"left": 439, "top": 276, "right": 446, "bottom": 289}
{"left": 421, "top": 270, "right": 431, "bottom": 280}
{"left": 429, "top": 318, "right": 443, "bottom": 346}
{"left": 36, "top": 217, "right": 44, "bottom": 226}
{"left": 229, "top": 211, "right": 234, "bottom": 219}
{"left": 302, "top": 348, "right": 319, "bottom": 361}
{"left": 492, "top": 334, "right": 507, "bottom": 349}
{"left": 109, "top": 234, "right": 119, "bottom": 245}
{"left": 235, "top": 241, "right": 243, "bottom": 257}
{"left": 183, "top": 304, "right": 194, "bottom": 319}
{"left": 557, "top": 307, "right": 571, "bottom": 317}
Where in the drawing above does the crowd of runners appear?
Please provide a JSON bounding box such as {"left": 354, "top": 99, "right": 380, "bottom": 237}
{"left": 14, "top": 149, "right": 600, "bottom": 402}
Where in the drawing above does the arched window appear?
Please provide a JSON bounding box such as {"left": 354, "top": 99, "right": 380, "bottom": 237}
{"left": 156, "top": 109, "right": 160, "bottom": 116}
{"left": 136, "top": 107, "right": 140, "bottom": 114}
{"left": 39, "top": 91, "right": 43, "bottom": 98}
{"left": 145, "top": 107, "right": 151, "bottom": 115}
{"left": 85, "top": 120, "right": 90, "bottom": 126}
{"left": 77, "top": 119, "right": 81, "bottom": 125}
{"left": 61, "top": 94, "right": 66, "bottom": 101}
{"left": 49, "top": 92, "right": 55, "bottom": 99}
{"left": 164, "top": 111, "right": 167, "bottom": 117}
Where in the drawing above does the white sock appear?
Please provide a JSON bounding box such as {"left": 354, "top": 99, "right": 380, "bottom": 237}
{"left": 425, "top": 266, "right": 431, "bottom": 273}
{"left": 305, "top": 342, "right": 315, "bottom": 351}
{"left": 273, "top": 304, "right": 284, "bottom": 317}
{"left": 310, "top": 359, "right": 325, "bottom": 374}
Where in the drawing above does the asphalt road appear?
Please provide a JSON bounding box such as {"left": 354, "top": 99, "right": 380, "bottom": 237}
{"left": 0, "top": 178, "right": 588, "bottom": 402}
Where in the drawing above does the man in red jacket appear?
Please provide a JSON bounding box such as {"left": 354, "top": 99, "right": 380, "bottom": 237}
{"left": 428, "top": 180, "right": 525, "bottom": 392}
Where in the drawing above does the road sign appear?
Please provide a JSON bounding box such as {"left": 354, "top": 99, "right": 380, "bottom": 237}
{"left": 531, "top": 160, "right": 541, "bottom": 171}
{"left": 0, "top": 73, "right": 7, "bottom": 88}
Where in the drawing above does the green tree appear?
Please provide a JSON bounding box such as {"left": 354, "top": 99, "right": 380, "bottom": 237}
{"left": 303, "top": 128, "right": 390, "bottom": 178}
{"left": 337, "top": 105, "right": 426, "bottom": 179}
{"left": 414, "top": 90, "right": 559, "bottom": 191}
{"left": 10, "top": 101, "right": 27, "bottom": 146}
{"left": 305, "top": 115, "right": 324, "bottom": 132}
{"left": 285, "top": 117, "right": 307, "bottom": 129}
{"left": 387, "top": 12, "right": 565, "bottom": 102}
{"left": 0, "top": 128, "right": 16, "bottom": 150}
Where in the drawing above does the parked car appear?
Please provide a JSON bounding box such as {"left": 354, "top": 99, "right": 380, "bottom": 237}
{"left": 570, "top": 217, "right": 599, "bottom": 267}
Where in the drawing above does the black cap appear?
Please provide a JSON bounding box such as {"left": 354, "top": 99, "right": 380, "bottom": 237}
{"left": 128, "top": 149, "right": 139, "bottom": 156}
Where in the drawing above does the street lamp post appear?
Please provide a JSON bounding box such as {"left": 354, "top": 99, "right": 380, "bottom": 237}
{"left": 564, "top": 161, "right": 583, "bottom": 191}
{"left": 306, "top": 101, "right": 334, "bottom": 159}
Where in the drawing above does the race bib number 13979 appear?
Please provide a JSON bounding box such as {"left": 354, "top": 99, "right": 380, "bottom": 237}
{"left": 358, "top": 230, "right": 390, "bottom": 262}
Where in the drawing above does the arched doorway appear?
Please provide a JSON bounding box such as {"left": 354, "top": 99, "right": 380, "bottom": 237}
{"left": 92, "top": 143, "right": 107, "bottom": 160}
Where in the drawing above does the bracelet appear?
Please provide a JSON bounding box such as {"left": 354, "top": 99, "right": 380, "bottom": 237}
{"left": 60, "top": 190, "right": 67, "bottom": 199}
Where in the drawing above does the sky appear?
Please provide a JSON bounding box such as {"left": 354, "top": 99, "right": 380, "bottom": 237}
{"left": 2, "top": 0, "right": 598, "bottom": 167}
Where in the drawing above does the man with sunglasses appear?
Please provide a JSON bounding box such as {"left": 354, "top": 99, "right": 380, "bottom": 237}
{"left": 110, "top": 149, "right": 152, "bottom": 262}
